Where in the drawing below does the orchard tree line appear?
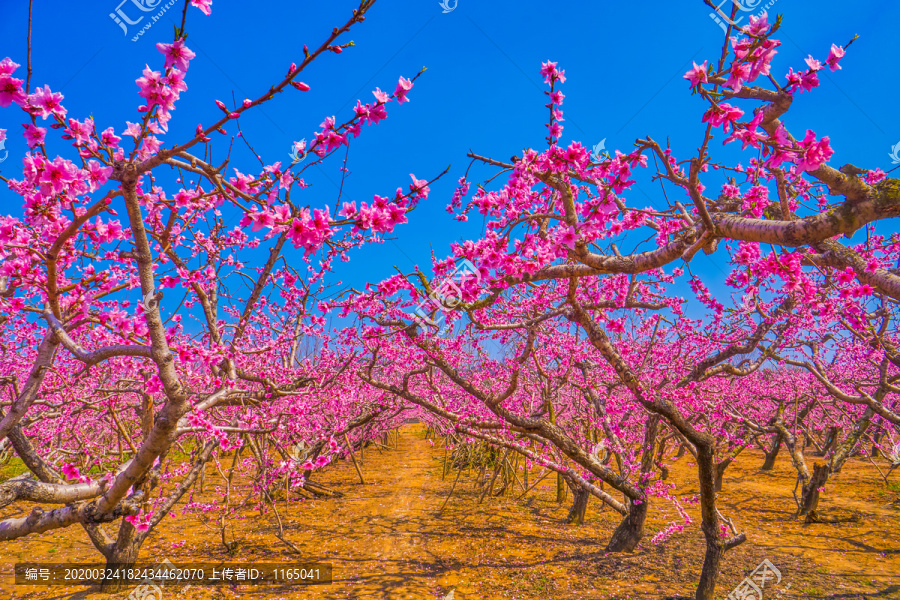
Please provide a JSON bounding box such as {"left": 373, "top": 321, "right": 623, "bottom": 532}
{"left": 0, "top": 1, "right": 897, "bottom": 599}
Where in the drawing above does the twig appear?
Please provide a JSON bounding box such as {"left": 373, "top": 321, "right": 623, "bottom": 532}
{"left": 438, "top": 465, "right": 463, "bottom": 514}
{"left": 344, "top": 433, "right": 365, "bottom": 484}
{"left": 516, "top": 468, "right": 551, "bottom": 500}
{"left": 479, "top": 449, "right": 509, "bottom": 503}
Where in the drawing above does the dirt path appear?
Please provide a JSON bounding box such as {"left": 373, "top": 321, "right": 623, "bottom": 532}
{"left": 2, "top": 424, "right": 899, "bottom": 599}
{"left": 316, "top": 425, "right": 449, "bottom": 598}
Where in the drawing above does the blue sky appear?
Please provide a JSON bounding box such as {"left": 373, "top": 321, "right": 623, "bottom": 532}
{"left": 0, "top": 0, "right": 898, "bottom": 306}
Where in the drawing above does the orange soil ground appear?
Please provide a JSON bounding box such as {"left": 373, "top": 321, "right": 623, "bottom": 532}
{"left": 0, "top": 424, "right": 898, "bottom": 599}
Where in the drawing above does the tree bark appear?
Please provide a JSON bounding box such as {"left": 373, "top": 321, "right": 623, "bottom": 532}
{"left": 761, "top": 432, "right": 782, "bottom": 471}
{"left": 556, "top": 471, "right": 567, "bottom": 503}
{"left": 871, "top": 426, "right": 884, "bottom": 458}
{"left": 695, "top": 446, "right": 725, "bottom": 600}
{"left": 818, "top": 426, "right": 839, "bottom": 456}
{"left": 799, "top": 462, "right": 831, "bottom": 523}
{"left": 606, "top": 499, "right": 647, "bottom": 552}
{"left": 565, "top": 480, "right": 590, "bottom": 525}
{"left": 713, "top": 459, "right": 729, "bottom": 494}
{"left": 100, "top": 533, "right": 141, "bottom": 592}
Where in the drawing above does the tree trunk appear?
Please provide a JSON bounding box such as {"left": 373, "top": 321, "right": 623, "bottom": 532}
{"left": 818, "top": 426, "right": 839, "bottom": 457}
{"left": 606, "top": 499, "right": 647, "bottom": 552}
{"left": 696, "top": 523, "right": 725, "bottom": 600}
{"left": 831, "top": 409, "right": 872, "bottom": 474}
{"left": 799, "top": 462, "right": 831, "bottom": 523}
{"left": 761, "top": 432, "right": 782, "bottom": 471}
{"left": 656, "top": 461, "right": 669, "bottom": 480}
{"left": 656, "top": 436, "right": 668, "bottom": 462}
{"left": 523, "top": 455, "right": 529, "bottom": 490}
{"left": 871, "top": 426, "right": 883, "bottom": 458}
{"left": 100, "top": 535, "right": 142, "bottom": 592}
{"left": 566, "top": 486, "right": 590, "bottom": 525}
{"left": 556, "top": 471, "right": 567, "bottom": 502}
{"left": 695, "top": 446, "right": 725, "bottom": 600}
{"left": 713, "top": 459, "right": 731, "bottom": 494}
